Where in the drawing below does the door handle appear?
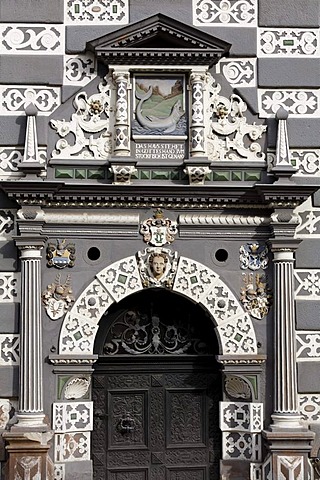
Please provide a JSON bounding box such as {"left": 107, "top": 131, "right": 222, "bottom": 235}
{"left": 118, "top": 413, "right": 135, "bottom": 434}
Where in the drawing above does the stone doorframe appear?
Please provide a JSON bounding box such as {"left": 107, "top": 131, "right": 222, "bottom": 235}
{"left": 49, "top": 250, "right": 265, "bottom": 479}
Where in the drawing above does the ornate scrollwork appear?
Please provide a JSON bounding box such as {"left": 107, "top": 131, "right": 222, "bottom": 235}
{"left": 206, "top": 75, "right": 266, "bottom": 162}
{"left": 103, "top": 308, "right": 210, "bottom": 356}
{"left": 50, "top": 75, "right": 113, "bottom": 159}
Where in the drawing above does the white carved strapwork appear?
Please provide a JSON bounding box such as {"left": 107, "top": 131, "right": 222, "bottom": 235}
{"left": 184, "top": 165, "right": 211, "bottom": 185}
{"left": 54, "top": 432, "right": 91, "bottom": 463}
{"left": 53, "top": 402, "right": 93, "bottom": 432}
{"left": 0, "top": 334, "right": 20, "bottom": 365}
{"left": 140, "top": 209, "right": 178, "bottom": 247}
{"left": 0, "top": 86, "right": 60, "bottom": 115}
{"left": 259, "top": 89, "right": 320, "bottom": 117}
{"left": 50, "top": 76, "right": 113, "bottom": 160}
{"left": 54, "top": 464, "right": 65, "bottom": 480}
{"left": 113, "top": 70, "right": 130, "bottom": 156}
{"left": 217, "top": 58, "right": 256, "bottom": 87}
{"left": 299, "top": 394, "right": 320, "bottom": 422}
{"left": 295, "top": 197, "right": 320, "bottom": 238}
{"left": 220, "top": 401, "right": 263, "bottom": 432}
{"left": 110, "top": 165, "right": 137, "bottom": 185}
{"left": 222, "top": 432, "right": 261, "bottom": 461}
{"left": 0, "top": 147, "right": 46, "bottom": 179}
{"left": 64, "top": 54, "right": 96, "bottom": 86}
{"left": 205, "top": 75, "right": 266, "bottom": 162}
{"left": 59, "top": 252, "right": 258, "bottom": 356}
{"left": 294, "top": 270, "right": 320, "bottom": 299}
{"left": 65, "top": 0, "right": 129, "bottom": 25}
{"left": 189, "top": 72, "right": 206, "bottom": 156}
{"left": 0, "top": 24, "right": 64, "bottom": 54}
{"left": 0, "top": 273, "right": 19, "bottom": 302}
{"left": 277, "top": 456, "right": 304, "bottom": 480}
{"left": 296, "top": 332, "right": 320, "bottom": 360}
{"left": 193, "top": 0, "right": 257, "bottom": 26}
{"left": 258, "top": 28, "right": 319, "bottom": 57}
{"left": 0, "top": 210, "right": 14, "bottom": 239}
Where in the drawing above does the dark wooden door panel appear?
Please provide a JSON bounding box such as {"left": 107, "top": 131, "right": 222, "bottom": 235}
{"left": 93, "top": 365, "right": 220, "bottom": 480}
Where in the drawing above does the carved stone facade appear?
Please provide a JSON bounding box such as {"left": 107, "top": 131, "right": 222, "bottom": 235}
{"left": 0, "top": 2, "right": 319, "bottom": 480}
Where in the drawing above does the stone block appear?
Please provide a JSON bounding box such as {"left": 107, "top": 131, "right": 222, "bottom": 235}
{"left": 0, "top": 0, "right": 64, "bottom": 23}
{"left": 258, "top": 58, "right": 320, "bottom": 88}
{"left": 296, "top": 301, "right": 320, "bottom": 330}
{"left": 258, "top": 0, "right": 320, "bottom": 27}
{"left": 296, "top": 240, "right": 320, "bottom": 268}
{"left": 298, "top": 362, "right": 320, "bottom": 393}
{"left": 0, "top": 56, "right": 63, "bottom": 86}
{"left": 266, "top": 118, "right": 320, "bottom": 149}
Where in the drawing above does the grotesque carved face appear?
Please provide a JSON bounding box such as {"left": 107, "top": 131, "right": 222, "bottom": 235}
{"left": 151, "top": 255, "right": 166, "bottom": 280}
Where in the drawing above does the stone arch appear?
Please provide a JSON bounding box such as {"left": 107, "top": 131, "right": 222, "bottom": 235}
{"left": 58, "top": 251, "right": 258, "bottom": 356}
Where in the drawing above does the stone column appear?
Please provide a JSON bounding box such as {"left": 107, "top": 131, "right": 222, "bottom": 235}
{"left": 189, "top": 70, "right": 206, "bottom": 157}
{"left": 271, "top": 244, "right": 301, "bottom": 429}
{"left": 113, "top": 69, "right": 131, "bottom": 157}
{"left": 262, "top": 238, "right": 314, "bottom": 479}
{"left": 14, "top": 238, "right": 47, "bottom": 429}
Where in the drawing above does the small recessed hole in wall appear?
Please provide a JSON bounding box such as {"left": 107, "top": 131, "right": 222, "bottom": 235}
{"left": 87, "top": 247, "right": 101, "bottom": 261}
{"left": 215, "top": 248, "right": 228, "bottom": 263}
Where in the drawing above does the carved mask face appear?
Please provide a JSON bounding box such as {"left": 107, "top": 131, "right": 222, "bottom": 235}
{"left": 152, "top": 256, "right": 166, "bottom": 279}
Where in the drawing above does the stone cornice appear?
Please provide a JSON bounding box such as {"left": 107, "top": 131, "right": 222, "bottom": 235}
{"left": 88, "top": 13, "right": 230, "bottom": 67}
{"left": 1, "top": 181, "right": 316, "bottom": 210}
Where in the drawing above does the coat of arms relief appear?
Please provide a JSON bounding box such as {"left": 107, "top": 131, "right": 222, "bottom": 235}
{"left": 140, "top": 209, "right": 178, "bottom": 247}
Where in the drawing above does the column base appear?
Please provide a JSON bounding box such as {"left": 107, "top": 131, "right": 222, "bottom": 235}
{"left": 3, "top": 430, "right": 54, "bottom": 480}
{"left": 11, "top": 413, "right": 48, "bottom": 430}
{"left": 262, "top": 429, "right": 315, "bottom": 479}
{"left": 270, "top": 412, "right": 306, "bottom": 431}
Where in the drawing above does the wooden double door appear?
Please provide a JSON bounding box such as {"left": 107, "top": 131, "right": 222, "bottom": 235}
{"left": 92, "top": 358, "right": 221, "bottom": 480}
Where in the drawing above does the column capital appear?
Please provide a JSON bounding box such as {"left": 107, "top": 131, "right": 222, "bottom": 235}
{"left": 14, "top": 236, "right": 47, "bottom": 252}
{"left": 268, "top": 238, "right": 301, "bottom": 256}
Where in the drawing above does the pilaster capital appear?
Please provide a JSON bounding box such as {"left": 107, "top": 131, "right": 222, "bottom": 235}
{"left": 14, "top": 236, "right": 47, "bottom": 255}
{"left": 268, "top": 239, "right": 301, "bottom": 259}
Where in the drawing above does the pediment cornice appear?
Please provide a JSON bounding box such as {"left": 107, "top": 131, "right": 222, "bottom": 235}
{"left": 88, "top": 13, "right": 230, "bottom": 67}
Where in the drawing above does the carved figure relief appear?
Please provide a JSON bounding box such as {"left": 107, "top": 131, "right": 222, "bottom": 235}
{"left": 240, "top": 273, "right": 272, "bottom": 320}
{"left": 42, "top": 274, "right": 75, "bottom": 320}
{"left": 140, "top": 209, "right": 178, "bottom": 247}
{"left": 239, "top": 243, "right": 269, "bottom": 270}
{"left": 132, "top": 75, "right": 186, "bottom": 136}
{"left": 46, "top": 239, "right": 75, "bottom": 268}
{"left": 137, "top": 247, "right": 178, "bottom": 288}
{"left": 206, "top": 75, "right": 266, "bottom": 162}
{"left": 50, "top": 76, "right": 113, "bottom": 159}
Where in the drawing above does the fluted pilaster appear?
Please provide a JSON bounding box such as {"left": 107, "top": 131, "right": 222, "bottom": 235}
{"left": 271, "top": 247, "right": 301, "bottom": 429}
{"left": 15, "top": 239, "right": 47, "bottom": 429}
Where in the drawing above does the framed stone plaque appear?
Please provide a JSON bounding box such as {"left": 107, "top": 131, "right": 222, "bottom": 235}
{"left": 132, "top": 74, "right": 187, "bottom": 139}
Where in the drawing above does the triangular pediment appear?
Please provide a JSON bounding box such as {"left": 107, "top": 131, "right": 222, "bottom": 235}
{"left": 88, "top": 13, "right": 230, "bottom": 66}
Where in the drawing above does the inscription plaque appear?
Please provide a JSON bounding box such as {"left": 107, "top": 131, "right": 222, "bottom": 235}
{"left": 135, "top": 143, "right": 185, "bottom": 160}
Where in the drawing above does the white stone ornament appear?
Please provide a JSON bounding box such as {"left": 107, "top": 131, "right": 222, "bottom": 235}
{"left": 239, "top": 243, "right": 269, "bottom": 270}
{"left": 42, "top": 274, "right": 75, "bottom": 320}
{"left": 50, "top": 76, "right": 113, "bottom": 160}
{"left": 206, "top": 75, "right": 266, "bottom": 162}
{"left": 137, "top": 247, "right": 179, "bottom": 288}
{"left": 63, "top": 377, "right": 91, "bottom": 400}
{"left": 240, "top": 273, "right": 272, "bottom": 320}
{"left": 140, "top": 209, "right": 178, "bottom": 247}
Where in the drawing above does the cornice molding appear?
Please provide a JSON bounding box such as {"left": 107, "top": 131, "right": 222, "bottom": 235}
{"left": 88, "top": 13, "right": 230, "bottom": 67}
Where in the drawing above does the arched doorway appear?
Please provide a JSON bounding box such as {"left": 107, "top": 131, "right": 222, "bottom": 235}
{"left": 92, "top": 288, "right": 221, "bottom": 480}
